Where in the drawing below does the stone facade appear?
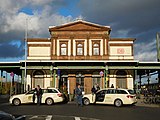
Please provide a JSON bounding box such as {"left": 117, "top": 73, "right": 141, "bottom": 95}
{"left": 26, "top": 20, "right": 136, "bottom": 94}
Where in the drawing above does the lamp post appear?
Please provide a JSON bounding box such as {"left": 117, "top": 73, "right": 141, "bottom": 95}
{"left": 24, "top": 18, "right": 28, "bottom": 92}
{"left": 50, "top": 66, "right": 53, "bottom": 87}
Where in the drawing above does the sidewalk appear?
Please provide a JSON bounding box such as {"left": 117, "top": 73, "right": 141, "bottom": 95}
{"left": 136, "top": 97, "right": 160, "bottom": 108}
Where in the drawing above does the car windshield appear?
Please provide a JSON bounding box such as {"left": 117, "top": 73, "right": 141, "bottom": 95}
{"left": 128, "top": 90, "right": 135, "bottom": 94}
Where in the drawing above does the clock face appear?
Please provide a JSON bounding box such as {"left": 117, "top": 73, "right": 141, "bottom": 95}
{"left": 117, "top": 48, "right": 125, "bottom": 54}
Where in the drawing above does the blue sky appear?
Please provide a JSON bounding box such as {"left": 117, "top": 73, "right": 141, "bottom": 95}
{"left": 0, "top": 0, "right": 160, "bottom": 62}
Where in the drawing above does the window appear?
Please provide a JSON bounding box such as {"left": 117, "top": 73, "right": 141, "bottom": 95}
{"left": 33, "top": 70, "right": 44, "bottom": 88}
{"left": 92, "top": 41, "right": 100, "bottom": 55}
{"left": 47, "top": 89, "right": 58, "bottom": 93}
{"left": 76, "top": 72, "right": 84, "bottom": 91}
{"left": 107, "top": 89, "right": 116, "bottom": 94}
{"left": 116, "top": 90, "right": 128, "bottom": 94}
{"left": 60, "top": 43, "right": 67, "bottom": 55}
{"left": 77, "top": 43, "right": 83, "bottom": 55}
{"left": 116, "top": 70, "right": 127, "bottom": 88}
{"left": 93, "top": 43, "right": 100, "bottom": 55}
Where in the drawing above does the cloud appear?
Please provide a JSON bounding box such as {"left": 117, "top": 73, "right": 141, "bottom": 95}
{"left": 78, "top": 0, "right": 160, "bottom": 61}
{"left": 0, "top": 0, "right": 73, "bottom": 59}
{"left": 134, "top": 40, "right": 157, "bottom": 61}
{"left": 0, "top": 0, "right": 159, "bottom": 61}
{"left": 0, "top": 41, "right": 24, "bottom": 58}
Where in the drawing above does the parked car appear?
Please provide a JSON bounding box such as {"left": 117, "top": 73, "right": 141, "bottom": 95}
{"left": 9, "top": 88, "right": 65, "bottom": 106}
{"left": 82, "top": 88, "right": 137, "bottom": 107}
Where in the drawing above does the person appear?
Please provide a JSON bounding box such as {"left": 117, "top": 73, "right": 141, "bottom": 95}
{"left": 156, "top": 85, "right": 160, "bottom": 95}
{"left": 91, "top": 86, "right": 96, "bottom": 94}
{"left": 111, "top": 84, "right": 114, "bottom": 88}
{"left": 75, "top": 84, "right": 83, "bottom": 107}
{"left": 96, "top": 84, "right": 100, "bottom": 92}
{"left": 35, "top": 85, "right": 43, "bottom": 105}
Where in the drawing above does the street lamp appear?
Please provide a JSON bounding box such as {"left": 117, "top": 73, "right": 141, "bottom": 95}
{"left": 24, "top": 18, "right": 28, "bottom": 92}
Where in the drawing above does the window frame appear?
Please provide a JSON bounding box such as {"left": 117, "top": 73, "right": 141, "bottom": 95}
{"left": 92, "top": 40, "right": 100, "bottom": 56}
{"left": 76, "top": 40, "right": 84, "bottom": 56}
{"left": 60, "top": 41, "right": 68, "bottom": 56}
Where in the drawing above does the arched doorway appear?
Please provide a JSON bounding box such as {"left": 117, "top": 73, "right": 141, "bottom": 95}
{"left": 33, "top": 70, "right": 44, "bottom": 88}
{"left": 116, "top": 70, "right": 127, "bottom": 88}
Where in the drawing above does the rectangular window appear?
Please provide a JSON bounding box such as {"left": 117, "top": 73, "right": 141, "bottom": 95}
{"left": 61, "top": 48, "right": 67, "bottom": 55}
{"left": 93, "top": 48, "right": 99, "bottom": 55}
{"left": 77, "top": 48, "right": 83, "bottom": 55}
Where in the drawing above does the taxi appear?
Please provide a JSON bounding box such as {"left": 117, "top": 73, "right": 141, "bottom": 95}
{"left": 9, "top": 88, "right": 64, "bottom": 106}
{"left": 83, "top": 88, "right": 137, "bottom": 107}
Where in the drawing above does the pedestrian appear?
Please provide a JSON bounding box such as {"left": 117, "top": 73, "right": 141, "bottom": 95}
{"left": 91, "top": 86, "right": 96, "bottom": 94}
{"left": 75, "top": 84, "right": 83, "bottom": 107}
{"left": 96, "top": 84, "right": 100, "bottom": 91}
{"left": 35, "top": 85, "right": 43, "bottom": 105}
{"left": 156, "top": 85, "right": 160, "bottom": 95}
{"left": 111, "top": 84, "right": 114, "bottom": 88}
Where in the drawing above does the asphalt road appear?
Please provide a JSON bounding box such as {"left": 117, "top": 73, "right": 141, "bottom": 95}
{"left": 0, "top": 101, "right": 160, "bottom": 120}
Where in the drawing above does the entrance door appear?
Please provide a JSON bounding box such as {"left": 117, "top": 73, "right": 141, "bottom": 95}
{"left": 33, "top": 70, "right": 44, "bottom": 88}
{"left": 92, "top": 77, "right": 101, "bottom": 87}
{"left": 117, "top": 78, "right": 127, "bottom": 88}
{"left": 116, "top": 70, "right": 127, "bottom": 88}
{"left": 76, "top": 77, "right": 84, "bottom": 91}
{"left": 34, "top": 78, "right": 44, "bottom": 88}
{"left": 60, "top": 77, "right": 68, "bottom": 92}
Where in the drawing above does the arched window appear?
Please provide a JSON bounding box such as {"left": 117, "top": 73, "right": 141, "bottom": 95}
{"left": 60, "top": 43, "right": 67, "bottom": 55}
{"left": 116, "top": 70, "right": 127, "bottom": 76}
{"left": 76, "top": 43, "right": 84, "bottom": 55}
{"left": 93, "top": 43, "right": 100, "bottom": 55}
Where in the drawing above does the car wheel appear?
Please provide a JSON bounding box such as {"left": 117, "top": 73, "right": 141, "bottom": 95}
{"left": 13, "top": 98, "right": 21, "bottom": 106}
{"left": 46, "top": 98, "right": 54, "bottom": 105}
{"left": 83, "top": 98, "right": 90, "bottom": 105}
{"left": 114, "top": 99, "right": 123, "bottom": 107}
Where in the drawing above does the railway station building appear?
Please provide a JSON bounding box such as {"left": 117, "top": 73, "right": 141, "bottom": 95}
{"left": 0, "top": 19, "right": 160, "bottom": 95}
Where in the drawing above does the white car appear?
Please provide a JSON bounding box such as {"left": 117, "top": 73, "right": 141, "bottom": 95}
{"left": 83, "top": 88, "right": 137, "bottom": 107}
{"left": 9, "top": 88, "right": 65, "bottom": 106}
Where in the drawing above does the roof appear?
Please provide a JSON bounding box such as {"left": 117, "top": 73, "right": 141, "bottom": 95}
{"left": 49, "top": 19, "right": 111, "bottom": 32}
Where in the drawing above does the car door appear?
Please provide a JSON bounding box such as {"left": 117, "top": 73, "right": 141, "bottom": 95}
{"left": 104, "top": 89, "right": 116, "bottom": 104}
{"left": 43, "top": 89, "right": 58, "bottom": 102}
{"left": 95, "top": 90, "right": 107, "bottom": 104}
{"left": 23, "top": 90, "right": 35, "bottom": 103}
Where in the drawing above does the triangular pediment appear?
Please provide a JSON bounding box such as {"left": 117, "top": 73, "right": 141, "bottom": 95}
{"left": 49, "top": 20, "right": 110, "bottom": 31}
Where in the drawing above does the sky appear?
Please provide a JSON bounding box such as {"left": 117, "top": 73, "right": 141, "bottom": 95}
{"left": 0, "top": 0, "right": 160, "bottom": 62}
